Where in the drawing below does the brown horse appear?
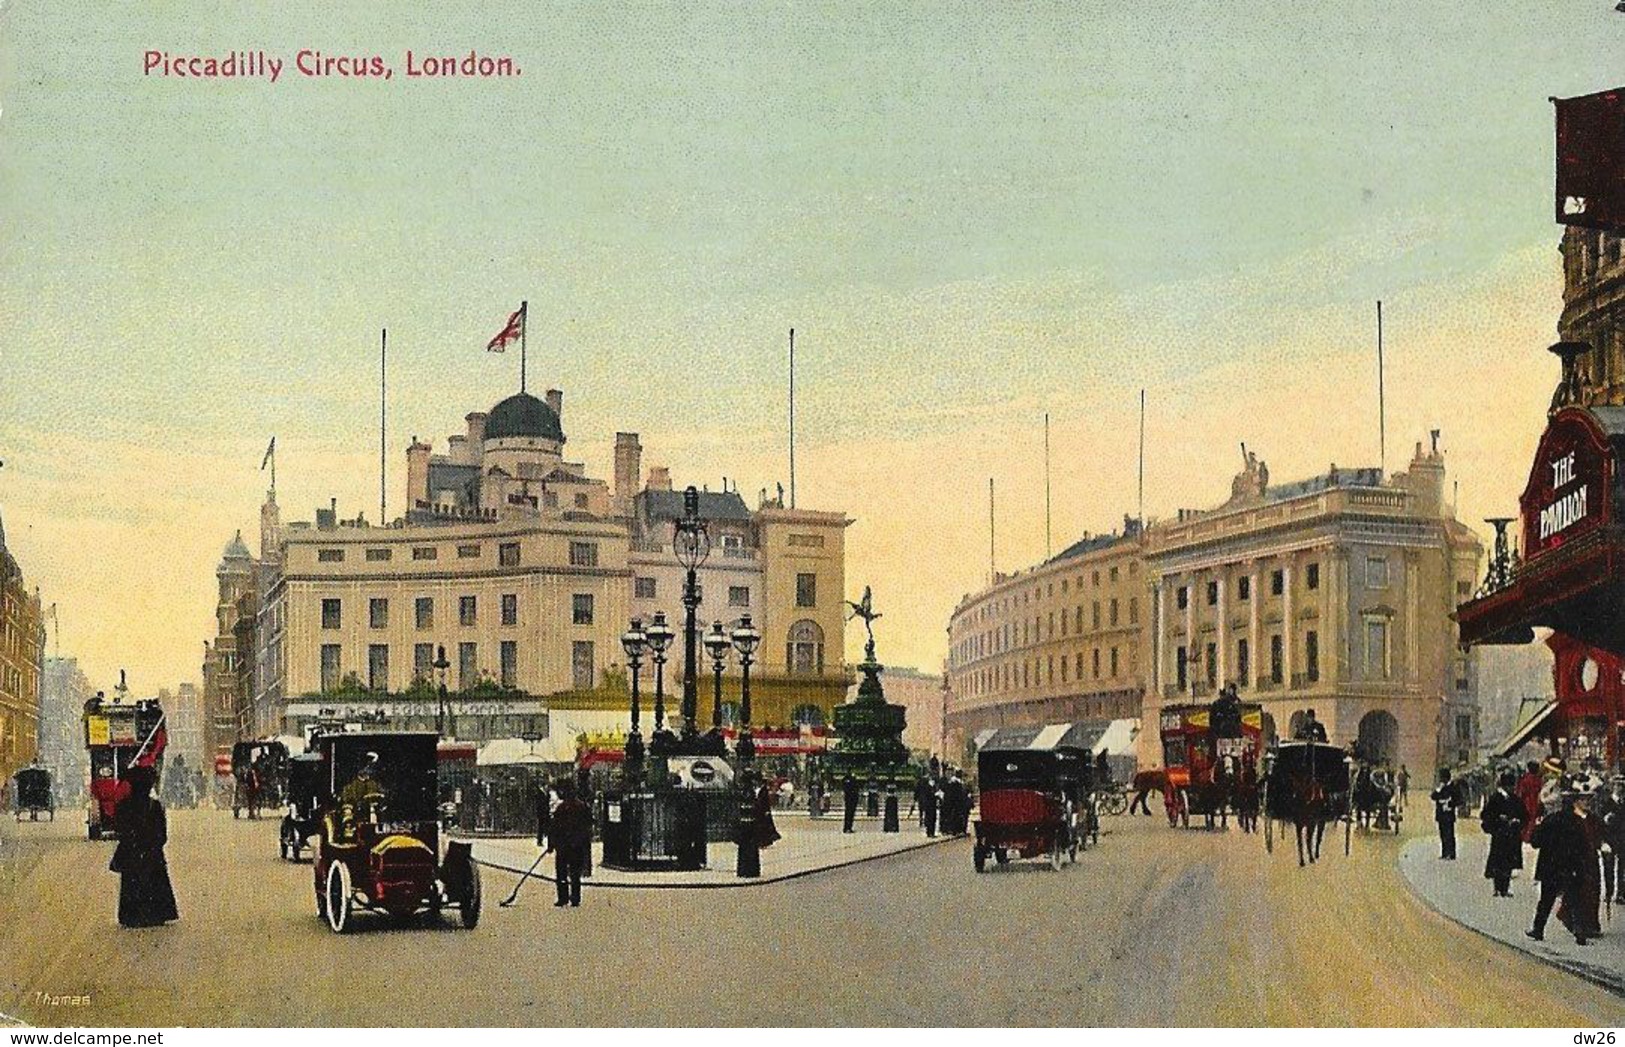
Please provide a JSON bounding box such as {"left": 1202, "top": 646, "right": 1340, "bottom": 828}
{"left": 1286, "top": 772, "right": 1330, "bottom": 867}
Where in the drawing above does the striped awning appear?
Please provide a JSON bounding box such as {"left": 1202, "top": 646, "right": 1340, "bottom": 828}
{"left": 1495, "top": 700, "right": 1558, "bottom": 758}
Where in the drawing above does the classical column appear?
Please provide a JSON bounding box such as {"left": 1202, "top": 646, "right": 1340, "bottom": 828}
{"left": 1216, "top": 565, "right": 1229, "bottom": 687}
{"left": 1281, "top": 559, "right": 1295, "bottom": 687}
{"left": 1249, "top": 561, "right": 1261, "bottom": 691}
{"left": 1152, "top": 579, "right": 1165, "bottom": 696}
{"left": 1406, "top": 553, "right": 1420, "bottom": 682}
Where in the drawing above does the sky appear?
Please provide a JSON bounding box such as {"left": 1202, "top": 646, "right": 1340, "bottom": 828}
{"left": 1, "top": 1, "right": 1622, "bottom": 694}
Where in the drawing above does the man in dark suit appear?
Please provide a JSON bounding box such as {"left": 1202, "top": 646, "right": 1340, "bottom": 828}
{"left": 841, "top": 773, "right": 860, "bottom": 833}
{"left": 1294, "top": 709, "right": 1328, "bottom": 743}
{"left": 1528, "top": 792, "right": 1593, "bottom": 945}
{"left": 1431, "top": 768, "right": 1465, "bottom": 860}
{"left": 546, "top": 781, "right": 593, "bottom": 908}
{"left": 1480, "top": 770, "right": 1526, "bottom": 897}
{"left": 916, "top": 775, "right": 938, "bottom": 837}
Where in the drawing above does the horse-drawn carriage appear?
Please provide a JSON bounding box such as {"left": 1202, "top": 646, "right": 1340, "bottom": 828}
{"left": 1351, "top": 763, "right": 1403, "bottom": 833}
{"left": 1263, "top": 741, "right": 1353, "bottom": 866}
{"left": 12, "top": 766, "right": 53, "bottom": 821}
{"left": 231, "top": 740, "right": 289, "bottom": 819}
{"left": 279, "top": 751, "right": 324, "bottom": 861}
{"left": 309, "top": 730, "right": 481, "bottom": 933}
{"left": 1159, "top": 695, "right": 1262, "bottom": 830}
{"left": 972, "top": 723, "right": 1099, "bottom": 872}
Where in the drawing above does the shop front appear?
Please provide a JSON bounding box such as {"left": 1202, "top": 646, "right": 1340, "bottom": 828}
{"left": 1458, "top": 405, "right": 1625, "bottom": 771}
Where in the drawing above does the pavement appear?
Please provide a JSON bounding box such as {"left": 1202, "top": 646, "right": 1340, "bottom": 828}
{"left": 5, "top": 810, "right": 1625, "bottom": 1025}
{"left": 1398, "top": 827, "right": 1625, "bottom": 996}
{"left": 468, "top": 816, "right": 953, "bottom": 888}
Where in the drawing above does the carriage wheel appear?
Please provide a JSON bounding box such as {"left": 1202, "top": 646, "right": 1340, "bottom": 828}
{"left": 973, "top": 845, "right": 987, "bottom": 873}
{"left": 325, "top": 861, "right": 354, "bottom": 934}
{"left": 460, "top": 862, "right": 482, "bottom": 929}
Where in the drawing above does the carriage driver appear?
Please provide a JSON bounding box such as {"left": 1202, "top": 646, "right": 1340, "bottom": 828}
{"left": 1294, "top": 709, "right": 1329, "bottom": 743}
{"left": 334, "top": 752, "right": 387, "bottom": 838}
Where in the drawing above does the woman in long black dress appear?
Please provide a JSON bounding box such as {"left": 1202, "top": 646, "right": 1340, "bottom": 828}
{"left": 110, "top": 765, "right": 178, "bottom": 928}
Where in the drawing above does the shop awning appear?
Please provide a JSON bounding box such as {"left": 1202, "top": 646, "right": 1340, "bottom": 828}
{"left": 1494, "top": 699, "right": 1558, "bottom": 758}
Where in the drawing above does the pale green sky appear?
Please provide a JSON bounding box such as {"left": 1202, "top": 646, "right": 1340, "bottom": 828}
{"left": 2, "top": 1, "right": 1621, "bottom": 690}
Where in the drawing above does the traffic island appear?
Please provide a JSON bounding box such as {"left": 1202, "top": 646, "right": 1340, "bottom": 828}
{"left": 1398, "top": 833, "right": 1625, "bottom": 996}
{"left": 467, "top": 817, "right": 957, "bottom": 889}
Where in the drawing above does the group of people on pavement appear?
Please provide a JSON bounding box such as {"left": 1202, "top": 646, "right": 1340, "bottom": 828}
{"left": 902, "top": 769, "right": 971, "bottom": 838}
{"left": 1451, "top": 759, "right": 1625, "bottom": 948}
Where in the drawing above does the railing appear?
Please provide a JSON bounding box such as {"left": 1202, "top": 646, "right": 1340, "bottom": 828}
{"left": 630, "top": 540, "right": 665, "bottom": 554}
{"left": 721, "top": 547, "right": 758, "bottom": 560}
{"left": 1255, "top": 676, "right": 1282, "bottom": 692}
{"left": 1290, "top": 671, "right": 1322, "bottom": 690}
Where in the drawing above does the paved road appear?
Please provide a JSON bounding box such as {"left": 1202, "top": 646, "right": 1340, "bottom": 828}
{"left": 2, "top": 809, "right": 1623, "bottom": 1026}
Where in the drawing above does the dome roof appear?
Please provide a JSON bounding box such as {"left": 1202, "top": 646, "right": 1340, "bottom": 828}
{"left": 485, "top": 391, "right": 565, "bottom": 444}
{"left": 222, "top": 530, "right": 252, "bottom": 561}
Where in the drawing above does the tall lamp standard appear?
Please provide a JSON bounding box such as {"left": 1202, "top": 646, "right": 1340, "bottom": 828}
{"left": 433, "top": 644, "right": 452, "bottom": 737}
{"left": 704, "top": 620, "right": 730, "bottom": 731}
{"left": 731, "top": 614, "right": 762, "bottom": 877}
{"left": 672, "top": 486, "right": 712, "bottom": 739}
{"left": 645, "top": 611, "right": 674, "bottom": 734}
{"left": 621, "top": 619, "right": 648, "bottom": 776}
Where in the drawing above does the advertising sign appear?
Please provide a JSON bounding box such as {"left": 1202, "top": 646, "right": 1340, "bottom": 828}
{"left": 1521, "top": 408, "right": 1612, "bottom": 560}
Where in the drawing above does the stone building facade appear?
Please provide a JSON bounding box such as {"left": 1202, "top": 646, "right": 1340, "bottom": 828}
{"left": 39, "top": 656, "right": 94, "bottom": 801}
{"left": 1144, "top": 440, "right": 1483, "bottom": 775}
{"left": 237, "top": 384, "right": 851, "bottom": 741}
{"left": 944, "top": 520, "right": 1148, "bottom": 758}
{"left": 0, "top": 509, "right": 45, "bottom": 781}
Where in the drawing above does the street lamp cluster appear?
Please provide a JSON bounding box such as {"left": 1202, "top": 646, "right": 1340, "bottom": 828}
{"left": 616, "top": 486, "right": 765, "bottom": 875}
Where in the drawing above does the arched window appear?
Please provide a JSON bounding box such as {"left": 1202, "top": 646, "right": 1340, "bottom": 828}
{"left": 786, "top": 619, "right": 825, "bottom": 675}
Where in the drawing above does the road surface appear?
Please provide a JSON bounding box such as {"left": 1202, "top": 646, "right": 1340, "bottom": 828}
{"left": 2, "top": 809, "right": 1622, "bottom": 1026}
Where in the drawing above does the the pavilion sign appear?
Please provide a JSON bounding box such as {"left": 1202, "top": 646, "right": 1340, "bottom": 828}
{"left": 1521, "top": 408, "right": 1613, "bottom": 560}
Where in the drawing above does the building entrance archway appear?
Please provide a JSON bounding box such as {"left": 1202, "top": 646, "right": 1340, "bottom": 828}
{"left": 1356, "top": 709, "right": 1400, "bottom": 766}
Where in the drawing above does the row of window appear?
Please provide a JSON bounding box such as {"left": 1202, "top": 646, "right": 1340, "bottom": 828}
{"left": 634, "top": 577, "right": 753, "bottom": 607}
{"left": 960, "top": 559, "right": 1140, "bottom": 627}
{"left": 321, "top": 593, "right": 596, "bottom": 630}
{"left": 957, "top": 644, "right": 1139, "bottom": 699}
{"left": 1173, "top": 557, "right": 1401, "bottom": 612}
{"left": 1169, "top": 620, "right": 1391, "bottom": 690}
{"left": 953, "top": 597, "right": 1140, "bottom": 667}
{"left": 320, "top": 639, "right": 598, "bottom": 693}
{"left": 316, "top": 541, "right": 600, "bottom": 568}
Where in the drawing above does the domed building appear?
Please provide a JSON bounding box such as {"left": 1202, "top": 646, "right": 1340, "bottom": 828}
{"left": 404, "top": 387, "right": 613, "bottom": 520}
{"left": 239, "top": 380, "right": 853, "bottom": 744}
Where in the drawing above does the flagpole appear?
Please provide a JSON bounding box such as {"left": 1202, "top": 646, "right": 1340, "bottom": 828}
{"left": 789, "top": 328, "right": 796, "bottom": 510}
{"left": 520, "top": 300, "right": 528, "bottom": 394}
{"left": 380, "top": 328, "right": 387, "bottom": 525}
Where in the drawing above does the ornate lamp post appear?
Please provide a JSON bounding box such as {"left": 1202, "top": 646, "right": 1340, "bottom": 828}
{"left": 621, "top": 618, "right": 648, "bottom": 775}
{"left": 704, "top": 620, "right": 730, "bottom": 731}
{"left": 645, "top": 611, "right": 674, "bottom": 733}
{"left": 731, "top": 614, "right": 762, "bottom": 877}
{"left": 672, "top": 486, "right": 712, "bottom": 740}
{"left": 433, "top": 644, "right": 452, "bottom": 737}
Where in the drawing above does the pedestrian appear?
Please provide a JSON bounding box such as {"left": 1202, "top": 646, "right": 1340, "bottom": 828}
{"left": 1431, "top": 768, "right": 1465, "bottom": 860}
{"left": 1396, "top": 764, "right": 1410, "bottom": 811}
{"left": 1556, "top": 778, "right": 1604, "bottom": 941}
{"left": 546, "top": 781, "right": 592, "bottom": 908}
{"left": 1527, "top": 790, "right": 1593, "bottom": 945}
{"left": 754, "top": 781, "right": 782, "bottom": 850}
{"left": 841, "top": 773, "right": 859, "bottom": 833}
{"left": 1480, "top": 770, "right": 1526, "bottom": 898}
{"left": 1515, "top": 760, "right": 1544, "bottom": 844}
{"left": 943, "top": 771, "right": 969, "bottom": 836}
{"left": 109, "top": 766, "right": 178, "bottom": 928}
{"left": 917, "top": 775, "right": 938, "bottom": 838}
{"left": 1599, "top": 776, "right": 1625, "bottom": 907}
{"left": 534, "top": 778, "right": 553, "bottom": 850}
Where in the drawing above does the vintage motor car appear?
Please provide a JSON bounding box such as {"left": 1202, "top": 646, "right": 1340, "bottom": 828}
{"left": 972, "top": 723, "right": 1098, "bottom": 872}
{"left": 310, "top": 730, "right": 481, "bottom": 933}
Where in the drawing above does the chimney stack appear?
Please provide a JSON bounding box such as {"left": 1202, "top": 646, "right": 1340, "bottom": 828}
{"left": 545, "top": 388, "right": 563, "bottom": 420}
{"left": 614, "top": 432, "right": 642, "bottom": 516}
